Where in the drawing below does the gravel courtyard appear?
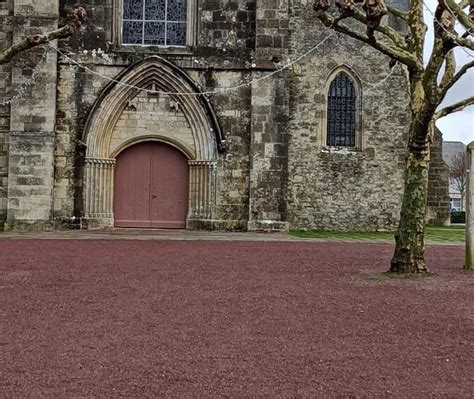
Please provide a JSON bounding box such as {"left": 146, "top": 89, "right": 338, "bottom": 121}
{"left": 0, "top": 239, "right": 472, "bottom": 397}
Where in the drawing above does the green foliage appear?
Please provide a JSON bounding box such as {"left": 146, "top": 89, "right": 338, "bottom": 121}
{"left": 450, "top": 211, "right": 466, "bottom": 224}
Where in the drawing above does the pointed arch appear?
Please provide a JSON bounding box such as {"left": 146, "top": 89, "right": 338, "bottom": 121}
{"left": 83, "top": 55, "right": 224, "bottom": 160}
{"left": 324, "top": 65, "right": 362, "bottom": 149}
{"left": 82, "top": 56, "right": 222, "bottom": 228}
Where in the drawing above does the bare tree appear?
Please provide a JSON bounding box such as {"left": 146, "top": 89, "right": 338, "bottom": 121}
{"left": 313, "top": 0, "right": 474, "bottom": 273}
{"left": 0, "top": 7, "right": 86, "bottom": 65}
{"left": 450, "top": 151, "right": 467, "bottom": 209}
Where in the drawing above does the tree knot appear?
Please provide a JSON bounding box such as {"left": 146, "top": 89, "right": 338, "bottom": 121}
{"left": 66, "top": 7, "right": 87, "bottom": 32}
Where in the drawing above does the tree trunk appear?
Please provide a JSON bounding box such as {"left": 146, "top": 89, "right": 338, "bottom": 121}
{"left": 390, "top": 122, "right": 432, "bottom": 274}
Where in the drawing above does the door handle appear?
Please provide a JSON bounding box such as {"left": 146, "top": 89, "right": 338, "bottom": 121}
{"left": 152, "top": 195, "right": 157, "bottom": 199}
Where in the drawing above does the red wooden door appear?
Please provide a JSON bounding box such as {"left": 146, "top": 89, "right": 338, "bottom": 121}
{"left": 114, "top": 142, "right": 189, "bottom": 228}
{"left": 113, "top": 142, "right": 151, "bottom": 227}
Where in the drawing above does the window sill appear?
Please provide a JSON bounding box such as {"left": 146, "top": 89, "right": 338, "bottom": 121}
{"left": 112, "top": 44, "right": 194, "bottom": 56}
{"left": 321, "top": 146, "right": 363, "bottom": 153}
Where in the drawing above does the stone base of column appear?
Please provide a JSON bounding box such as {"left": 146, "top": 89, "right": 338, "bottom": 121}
{"left": 4, "top": 220, "right": 54, "bottom": 232}
{"left": 83, "top": 216, "right": 114, "bottom": 230}
{"left": 247, "top": 220, "right": 289, "bottom": 232}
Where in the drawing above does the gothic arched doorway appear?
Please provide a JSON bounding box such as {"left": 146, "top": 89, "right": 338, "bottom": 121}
{"left": 82, "top": 56, "right": 223, "bottom": 229}
{"left": 113, "top": 141, "right": 189, "bottom": 228}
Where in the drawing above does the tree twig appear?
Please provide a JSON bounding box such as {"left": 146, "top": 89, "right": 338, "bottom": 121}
{"left": 0, "top": 7, "right": 86, "bottom": 65}
{"left": 315, "top": 10, "right": 421, "bottom": 69}
{"left": 439, "top": 59, "right": 474, "bottom": 100}
{"left": 351, "top": 8, "right": 407, "bottom": 48}
{"left": 435, "top": 95, "right": 474, "bottom": 119}
{"left": 386, "top": 4, "right": 409, "bottom": 21}
{"left": 441, "top": 0, "right": 474, "bottom": 36}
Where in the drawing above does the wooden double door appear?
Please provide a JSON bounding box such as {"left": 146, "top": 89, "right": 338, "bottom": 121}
{"left": 113, "top": 141, "right": 189, "bottom": 228}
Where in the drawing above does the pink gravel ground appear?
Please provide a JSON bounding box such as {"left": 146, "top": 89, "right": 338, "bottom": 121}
{"left": 0, "top": 239, "right": 472, "bottom": 397}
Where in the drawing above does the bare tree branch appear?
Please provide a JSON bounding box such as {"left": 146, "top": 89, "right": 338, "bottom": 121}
{"left": 315, "top": 11, "right": 421, "bottom": 68}
{"left": 455, "top": 34, "right": 474, "bottom": 49}
{"left": 406, "top": 0, "right": 428, "bottom": 61}
{"left": 440, "top": 59, "right": 474, "bottom": 99}
{"left": 386, "top": 4, "right": 409, "bottom": 21}
{"left": 442, "top": 0, "right": 474, "bottom": 36}
{"left": 408, "top": 0, "right": 425, "bottom": 21}
{"left": 435, "top": 95, "right": 474, "bottom": 118}
{"left": 422, "top": 4, "right": 452, "bottom": 99}
{"left": 441, "top": 49, "right": 457, "bottom": 90}
{"left": 351, "top": 8, "right": 407, "bottom": 48}
{"left": 0, "top": 7, "right": 86, "bottom": 65}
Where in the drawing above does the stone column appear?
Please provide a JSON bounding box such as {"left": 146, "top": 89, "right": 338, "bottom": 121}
{"left": 5, "top": 0, "right": 59, "bottom": 230}
{"left": 187, "top": 160, "right": 217, "bottom": 226}
{"left": 255, "top": 0, "right": 289, "bottom": 67}
{"left": 0, "top": 0, "right": 14, "bottom": 224}
{"left": 247, "top": 73, "right": 290, "bottom": 232}
{"left": 465, "top": 141, "right": 473, "bottom": 270}
{"left": 83, "top": 158, "right": 115, "bottom": 228}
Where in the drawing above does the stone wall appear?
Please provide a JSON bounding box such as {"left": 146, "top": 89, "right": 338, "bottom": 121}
{"left": 3, "top": 0, "right": 59, "bottom": 230}
{"left": 190, "top": 70, "right": 252, "bottom": 228}
{"left": 1, "top": 0, "right": 439, "bottom": 233}
{"left": 286, "top": 0, "right": 409, "bottom": 231}
{"left": 255, "top": 0, "right": 289, "bottom": 65}
{"left": 53, "top": 63, "right": 124, "bottom": 222}
{"left": 0, "top": 0, "right": 14, "bottom": 224}
{"left": 248, "top": 72, "right": 290, "bottom": 231}
{"left": 110, "top": 92, "right": 195, "bottom": 156}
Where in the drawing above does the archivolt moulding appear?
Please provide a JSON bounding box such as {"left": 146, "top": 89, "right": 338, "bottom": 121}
{"left": 83, "top": 55, "right": 224, "bottom": 161}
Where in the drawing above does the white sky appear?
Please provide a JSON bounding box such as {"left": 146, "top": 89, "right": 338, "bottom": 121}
{"left": 424, "top": 0, "right": 474, "bottom": 144}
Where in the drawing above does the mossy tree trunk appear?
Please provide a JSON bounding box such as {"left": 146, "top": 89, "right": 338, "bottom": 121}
{"left": 390, "top": 75, "right": 434, "bottom": 273}
{"left": 390, "top": 133, "right": 431, "bottom": 273}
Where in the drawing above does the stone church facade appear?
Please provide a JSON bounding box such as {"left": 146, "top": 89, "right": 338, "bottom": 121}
{"left": 0, "top": 0, "right": 448, "bottom": 231}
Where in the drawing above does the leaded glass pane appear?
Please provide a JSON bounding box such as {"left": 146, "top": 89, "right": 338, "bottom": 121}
{"left": 123, "top": 21, "right": 144, "bottom": 44}
{"left": 167, "top": 0, "right": 187, "bottom": 21}
{"left": 122, "top": 0, "right": 188, "bottom": 46}
{"left": 166, "top": 23, "right": 186, "bottom": 45}
{"left": 327, "top": 73, "right": 357, "bottom": 147}
{"left": 144, "top": 22, "right": 166, "bottom": 45}
{"left": 145, "top": 0, "right": 166, "bottom": 20}
{"left": 123, "top": 0, "right": 144, "bottom": 19}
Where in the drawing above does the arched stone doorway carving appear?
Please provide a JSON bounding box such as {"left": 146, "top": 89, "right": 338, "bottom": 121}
{"left": 82, "top": 57, "right": 223, "bottom": 229}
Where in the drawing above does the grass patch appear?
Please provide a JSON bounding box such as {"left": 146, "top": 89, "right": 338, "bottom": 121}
{"left": 290, "top": 226, "right": 465, "bottom": 242}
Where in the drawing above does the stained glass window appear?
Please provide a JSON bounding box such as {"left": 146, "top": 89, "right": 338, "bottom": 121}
{"left": 122, "top": 0, "right": 187, "bottom": 46}
{"left": 327, "top": 73, "right": 357, "bottom": 147}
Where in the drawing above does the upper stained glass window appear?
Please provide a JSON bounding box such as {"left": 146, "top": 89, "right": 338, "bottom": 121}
{"left": 327, "top": 72, "right": 357, "bottom": 147}
{"left": 122, "top": 0, "right": 187, "bottom": 46}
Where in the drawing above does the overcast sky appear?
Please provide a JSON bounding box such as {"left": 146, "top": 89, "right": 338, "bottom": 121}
{"left": 424, "top": 0, "right": 473, "bottom": 144}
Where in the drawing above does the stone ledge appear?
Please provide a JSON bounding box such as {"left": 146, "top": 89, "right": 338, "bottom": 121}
{"left": 187, "top": 219, "right": 248, "bottom": 231}
{"left": 4, "top": 220, "right": 53, "bottom": 232}
{"left": 247, "top": 220, "right": 289, "bottom": 233}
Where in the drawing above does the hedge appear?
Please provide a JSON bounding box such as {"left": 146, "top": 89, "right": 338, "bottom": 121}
{"left": 450, "top": 211, "right": 466, "bottom": 224}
